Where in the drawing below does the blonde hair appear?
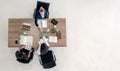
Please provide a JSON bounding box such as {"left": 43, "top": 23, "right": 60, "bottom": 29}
{"left": 39, "top": 6, "right": 44, "bottom": 12}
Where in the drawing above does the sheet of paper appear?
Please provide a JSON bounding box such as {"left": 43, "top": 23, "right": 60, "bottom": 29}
{"left": 37, "top": 20, "right": 42, "bottom": 28}
{"left": 49, "top": 36, "right": 57, "bottom": 43}
{"left": 41, "top": 20, "right": 47, "bottom": 28}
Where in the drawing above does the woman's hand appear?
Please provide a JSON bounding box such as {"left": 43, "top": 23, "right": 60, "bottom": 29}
{"left": 38, "top": 27, "right": 43, "bottom": 33}
{"left": 27, "top": 49, "right": 33, "bottom": 58}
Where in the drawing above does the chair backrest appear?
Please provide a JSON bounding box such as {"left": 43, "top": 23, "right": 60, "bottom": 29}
{"left": 15, "top": 48, "right": 34, "bottom": 63}
{"left": 15, "top": 50, "right": 28, "bottom": 60}
{"left": 33, "top": 1, "right": 50, "bottom": 18}
{"left": 36, "top": 1, "right": 50, "bottom": 12}
{"left": 40, "top": 50, "right": 56, "bottom": 69}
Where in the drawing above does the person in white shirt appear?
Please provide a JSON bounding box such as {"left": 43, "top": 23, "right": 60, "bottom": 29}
{"left": 15, "top": 23, "right": 34, "bottom": 63}
{"left": 18, "top": 32, "right": 33, "bottom": 59}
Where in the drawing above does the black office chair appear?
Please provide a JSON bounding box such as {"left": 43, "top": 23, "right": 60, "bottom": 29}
{"left": 33, "top": 1, "right": 50, "bottom": 18}
{"left": 39, "top": 50, "right": 56, "bottom": 69}
{"left": 37, "top": 43, "right": 56, "bottom": 69}
{"left": 15, "top": 48, "right": 34, "bottom": 63}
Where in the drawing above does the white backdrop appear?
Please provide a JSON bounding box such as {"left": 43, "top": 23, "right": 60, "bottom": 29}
{"left": 0, "top": 0, "right": 120, "bottom": 71}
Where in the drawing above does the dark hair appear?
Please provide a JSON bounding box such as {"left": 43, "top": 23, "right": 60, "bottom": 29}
{"left": 40, "top": 43, "right": 49, "bottom": 55}
{"left": 41, "top": 43, "right": 46, "bottom": 49}
{"left": 15, "top": 51, "right": 27, "bottom": 60}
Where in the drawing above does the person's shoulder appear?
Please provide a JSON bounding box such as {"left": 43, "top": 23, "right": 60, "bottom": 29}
{"left": 36, "top": 11, "right": 40, "bottom": 14}
{"left": 44, "top": 10, "right": 48, "bottom": 16}
{"left": 45, "top": 10, "right": 48, "bottom": 13}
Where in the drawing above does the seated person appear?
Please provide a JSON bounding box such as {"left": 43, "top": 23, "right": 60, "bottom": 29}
{"left": 34, "top": 6, "right": 49, "bottom": 32}
{"left": 16, "top": 32, "right": 34, "bottom": 63}
{"left": 37, "top": 36, "right": 49, "bottom": 55}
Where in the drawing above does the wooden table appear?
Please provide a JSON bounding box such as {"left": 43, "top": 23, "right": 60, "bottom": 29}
{"left": 8, "top": 18, "right": 66, "bottom": 48}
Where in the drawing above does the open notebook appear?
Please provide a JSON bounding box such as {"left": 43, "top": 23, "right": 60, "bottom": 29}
{"left": 37, "top": 20, "right": 47, "bottom": 28}
{"left": 49, "top": 36, "right": 57, "bottom": 43}
{"left": 19, "top": 35, "right": 33, "bottom": 46}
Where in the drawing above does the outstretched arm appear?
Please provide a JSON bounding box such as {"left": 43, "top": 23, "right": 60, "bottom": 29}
{"left": 27, "top": 49, "right": 33, "bottom": 58}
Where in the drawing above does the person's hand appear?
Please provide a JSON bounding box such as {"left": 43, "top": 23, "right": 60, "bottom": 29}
{"left": 38, "top": 27, "right": 43, "bottom": 33}
{"left": 27, "top": 54, "right": 30, "bottom": 58}
{"left": 40, "top": 31, "right": 43, "bottom": 35}
{"left": 27, "top": 49, "right": 32, "bottom": 59}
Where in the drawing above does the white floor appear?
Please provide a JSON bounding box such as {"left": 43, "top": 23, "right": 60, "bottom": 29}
{"left": 1, "top": 0, "right": 120, "bottom": 71}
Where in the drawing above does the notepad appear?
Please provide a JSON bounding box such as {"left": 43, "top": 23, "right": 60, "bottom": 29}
{"left": 49, "top": 36, "right": 57, "bottom": 43}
